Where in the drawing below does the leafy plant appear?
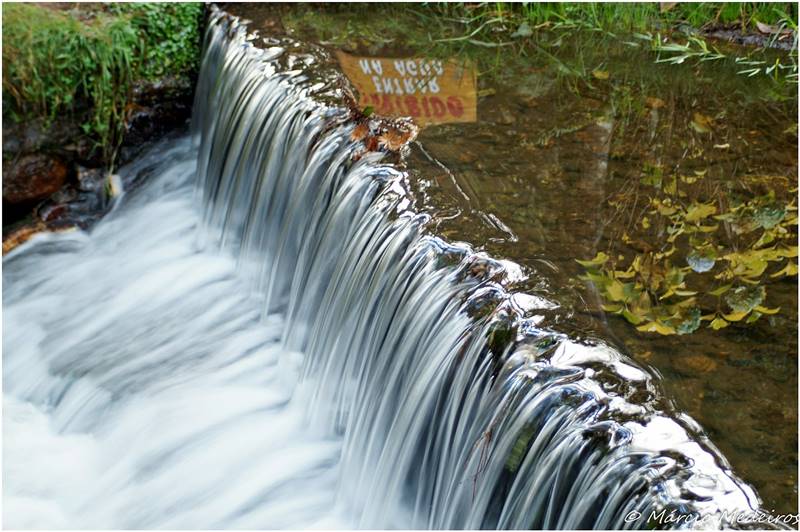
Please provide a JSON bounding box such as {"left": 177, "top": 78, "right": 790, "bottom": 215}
{"left": 2, "top": 3, "right": 203, "bottom": 168}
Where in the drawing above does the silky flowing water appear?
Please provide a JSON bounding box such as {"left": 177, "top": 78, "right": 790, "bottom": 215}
{"left": 240, "top": 2, "right": 799, "bottom": 515}
{"left": 3, "top": 7, "right": 794, "bottom": 530}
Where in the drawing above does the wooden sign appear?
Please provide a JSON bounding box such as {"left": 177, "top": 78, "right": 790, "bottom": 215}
{"left": 336, "top": 51, "right": 477, "bottom": 126}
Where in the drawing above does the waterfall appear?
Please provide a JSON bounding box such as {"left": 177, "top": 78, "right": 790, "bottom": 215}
{"left": 3, "top": 6, "right": 770, "bottom": 530}
{"left": 190, "top": 9, "right": 765, "bottom": 529}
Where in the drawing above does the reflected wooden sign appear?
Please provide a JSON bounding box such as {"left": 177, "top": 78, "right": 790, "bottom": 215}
{"left": 336, "top": 51, "right": 477, "bottom": 126}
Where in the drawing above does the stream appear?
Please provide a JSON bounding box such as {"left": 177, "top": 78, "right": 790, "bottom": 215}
{"left": 3, "top": 6, "right": 795, "bottom": 529}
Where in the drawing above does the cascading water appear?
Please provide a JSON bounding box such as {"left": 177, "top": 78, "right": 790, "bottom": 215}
{"left": 4, "top": 7, "right": 773, "bottom": 530}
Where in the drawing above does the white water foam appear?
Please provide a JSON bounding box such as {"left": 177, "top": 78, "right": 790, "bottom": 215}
{"left": 3, "top": 139, "right": 353, "bottom": 529}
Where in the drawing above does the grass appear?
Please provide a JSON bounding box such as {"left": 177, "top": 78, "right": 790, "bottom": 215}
{"left": 283, "top": 3, "right": 798, "bottom": 43}
{"left": 515, "top": 2, "right": 797, "bottom": 32}
{"left": 2, "top": 3, "right": 204, "bottom": 168}
{"left": 282, "top": 2, "right": 798, "bottom": 86}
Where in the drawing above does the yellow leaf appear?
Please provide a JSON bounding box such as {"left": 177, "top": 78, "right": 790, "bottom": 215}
{"left": 674, "top": 289, "right": 697, "bottom": 296}
{"left": 592, "top": 69, "right": 609, "bottom": 80}
{"left": 685, "top": 202, "right": 717, "bottom": 223}
{"left": 723, "top": 250, "right": 769, "bottom": 278}
{"left": 646, "top": 96, "right": 665, "bottom": 109}
{"left": 738, "top": 276, "right": 761, "bottom": 285}
{"left": 722, "top": 311, "right": 748, "bottom": 322}
{"left": 709, "top": 317, "right": 730, "bottom": 330}
{"left": 637, "top": 321, "right": 676, "bottom": 335}
{"left": 697, "top": 224, "right": 719, "bottom": 233}
{"left": 771, "top": 262, "right": 798, "bottom": 277}
{"left": 654, "top": 246, "right": 676, "bottom": 259}
{"left": 606, "top": 280, "right": 626, "bottom": 302}
{"left": 614, "top": 269, "right": 636, "bottom": 279}
{"left": 690, "top": 112, "right": 713, "bottom": 133}
{"left": 709, "top": 284, "right": 731, "bottom": 296}
{"left": 576, "top": 251, "right": 610, "bottom": 267}
{"left": 673, "top": 297, "right": 697, "bottom": 308}
{"left": 658, "top": 204, "right": 678, "bottom": 216}
{"left": 664, "top": 177, "right": 677, "bottom": 195}
{"left": 754, "top": 305, "right": 780, "bottom": 315}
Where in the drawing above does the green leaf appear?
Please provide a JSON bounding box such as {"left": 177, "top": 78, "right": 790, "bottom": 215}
{"left": 725, "top": 285, "right": 766, "bottom": 313}
{"left": 621, "top": 308, "right": 644, "bottom": 325}
{"left": 580, "top": 271, "right": 610, "bottom": 284}
{"left": 746, "top": 311, "right": 762, "bottom": 324}
{"left": 754, "top": 204, "right": 786, "bottom": 229}
{"left": 709, "top": 284, "right": 732, "bottom": 296}
{"left": 676, "top": 308, "right": 701, "bottom": 335}
{"left": 665, "top": 266, "right": 686, "bottom": 287}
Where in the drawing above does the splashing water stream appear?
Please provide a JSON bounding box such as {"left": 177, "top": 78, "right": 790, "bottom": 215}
{"left": 3, "top": 8, "right": 772, "bottom": 530}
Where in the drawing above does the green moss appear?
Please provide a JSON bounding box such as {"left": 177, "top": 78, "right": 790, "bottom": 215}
{"left": 2, "top": 2, "right": 203, "bottom": 167}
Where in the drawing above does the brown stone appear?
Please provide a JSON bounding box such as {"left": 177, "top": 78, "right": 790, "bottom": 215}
{"left": 2, "top": 220, "right": 46, "bottom": 255}
{"left": 682, "top": 354, "right": 718, "bottom": 373}
{"left": 3, "top": 154, "right": 69, "bottom": 204}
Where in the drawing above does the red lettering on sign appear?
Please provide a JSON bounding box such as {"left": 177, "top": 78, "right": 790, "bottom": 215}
{"left": 446, "top": 96, "right": 464, "bottom": 117}
{"left": 429, "top": 97, "right": 446, "bottom": 117}
{"left": 421, "top": 97, "right": 430, "bottom": 118}
{"left": 404, "top": 96, "right": 421, "bottom": 117}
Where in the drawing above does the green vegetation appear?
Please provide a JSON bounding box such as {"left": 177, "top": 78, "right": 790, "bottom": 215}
{"left": 2, "top": 3, "right": 203, "bottom": 166}
{"left": 503, "top": 2, "right": 796, "bottom": 33}
{"left": 283, "top": 3, "right": 797, "bottom": 84}
{"left": 285, "top": 2, "right": 798, "bottom": 42}
{"left": 579, "top": 167, "right": 797, "bottom": 335}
